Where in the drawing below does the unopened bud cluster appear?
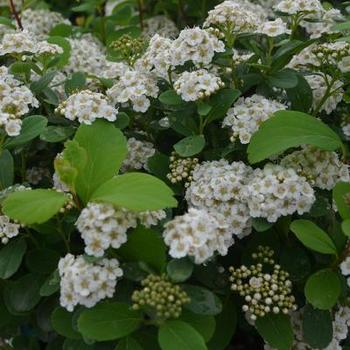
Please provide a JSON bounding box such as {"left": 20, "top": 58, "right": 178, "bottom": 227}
{"left": 229, "top": 246, "right": 297, "bottom": 321}
{"left": 110, "top": 35, "right": 144, "bottom": 65}
{"left": 167, "top": 152, "right": 199, "bottom": 187}
{"left": 131, "top": 274, "right": 190, "bottom": 320}
{"left": 59, "top": 192, "right": 75, "bottom": 213}
{"left": 312, "top": 42, "right": 350, "bottom": 67}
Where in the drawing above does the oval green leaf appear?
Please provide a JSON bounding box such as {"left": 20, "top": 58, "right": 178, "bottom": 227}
{"left": 0, "top": 239, "right": 27, "bottom": 279}
{"left": 174, "top": 135, "right": 205, "bottom": 157}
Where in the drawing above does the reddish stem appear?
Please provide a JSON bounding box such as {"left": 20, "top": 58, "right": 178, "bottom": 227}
{"left": 8, "top": 0, "right": 23, "bottom": 30}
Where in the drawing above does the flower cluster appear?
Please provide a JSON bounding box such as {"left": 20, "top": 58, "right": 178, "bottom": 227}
{"left": 174, "top": 69, "right": 224, "bottom": 102}
{"left": 26, "top": 167, "right": 50, "bottom": 185}
{"left": 167, "top": 152, "right": 199, "bottom": 186}
{"left": 204, "top": 1, "right": 260, "bottom": 34}
{"left": 55, "top": 90, "right": 118, "bottom": 125}
{"left": 0, "top": 66, "right": 39, "bottom": 136}
{"left": 340, "top": 257, "right": 350, "bottom": 288}
{"left": 0, "top": 30, "right": 63, "bottom": 56}
{"left": 244, "top": 164, "right": 315, "bottom": 223}
{"left": 222, "top": 95, "right": 287, "bottom": 144}
{"left": 274, "top": 0, "right": 324, "bottom": 19}
{"left": 163, "top": 208, "right": 232, "bottom": 264}
{"left": 169, "top": 27, "right": 225, "bottom": 66}
{"left": 131, "top": 274, "right": 190, "bottom": 320}
{"left": 186, "top": 160, "right": 252, "bottom": 237}
{"left": 256, "top": 18, "right": 290, "bottom": 37}
{"left": 280, "top": 146, "right": 349, "bottom": 190}
{"left": 58, "top": 254, "right": 123, "bottom": 311}
{"left": 143, "top": 16, "right": 178, "bottom": 38}
{"left": 76, "top": 202, "right": 166, "bottom": 257}
{"left": 305, "top": 75, "right": 344, "bottom": 115}
{"left": 107, "top": 69, "right": 159, "bottom": 112}
{"left": 229, "top": 246, "right": 297, "bottom": 321}
{"left": 121, "top": 137, "right": 155, "bottom": 172}
{"left": 0, "top": 215, "right": 21, "bottom": 245}
{"left": 21, "top": 8, "right": 70, "bottom": 39}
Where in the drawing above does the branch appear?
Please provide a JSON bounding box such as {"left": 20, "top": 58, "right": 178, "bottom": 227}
{"left": 8, "top": 0, "right": 23, "bottom": 30}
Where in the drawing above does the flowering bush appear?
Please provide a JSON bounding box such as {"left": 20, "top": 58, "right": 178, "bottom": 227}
{"left": 1, "top": 0, "right": 350, "bottom": 349}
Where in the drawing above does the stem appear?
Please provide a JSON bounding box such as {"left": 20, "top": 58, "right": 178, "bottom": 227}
{"left": 137, "top": 0, "right": 144, "bottom": 31}
{"left": 312, "top": 76, "right": 337, "bottom": 117}
{"left": 8, "top": 0, "right": 23, "bottom": 30}
{"left": 57, "top": 218, "right": 70, "bottom": 253}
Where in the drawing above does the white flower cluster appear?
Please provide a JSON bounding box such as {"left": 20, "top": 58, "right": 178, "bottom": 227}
{"left": 0, "top": 30, "right": 63, "bottom": 56}
{"left": 256, "top": 18, "right": 290, "bottom": 37}
{"left": 65, "top": 35, "right": 126, "bottom": 79}
{"left": 55, "top": 90, "right": 118, "bottom": 125}
{"left": 288, "top": 45, "right": 319, "bottom": 70}
{"left": 301, "top": 9, "right": 344, "bottom": 39}
{"left": 136, "top": 34, "right": 172, "bottom": 79}
{"left": 169, "top": 27, "right": 225, "bottom": 67}
{"left": 274, "top": 0, "right": 324, "bottom": 19}
{"left": 76, "top": 202, "right": 166, "bottom": 257}
{"left": 305, "top": 75, "right": 344, "bottom": 115}
{"left": 204, "top": 1, "right": 261, "bottom": 33}
{"left": 223, "top": 94, "right": 287, "bottom": 144}
{"left": 143, "top": 16, "right": 179, "bottom": 38}
{"left": 163, "top": 208, "right": 232, "bottom": 264}
{"left": 340, "top": 256, "right": 350, "bottom": 288}
{"left": 121, "top": 137, "right": 155, "bottom": 172}
{"left": 21, "top": 9, "right": 70, "bottom": 39}
{"left": 107, "top": 69, "right": 159, "bottom": 112}
{"left": 0, "top": 215, "right": 20, "bottom": 245}
{"left": 232, "top": 49, "right": 254, "bottom": 65}
{"left": 244, "top": 164, "right": 315, "bottom": 223}
{"left": 174, "top": 69, "right": 224, "bottom": 102}
{"left": 58, "top": 254, "right": 123, "bottom": 311}
{"left": 0, "top": 66, "right": 39, "bottom": 136}
{"left": 281, "top": 146, "right": 349, "bottom": 190}
{"left": 186, "top": 160, "right": 252, "bottom": 238}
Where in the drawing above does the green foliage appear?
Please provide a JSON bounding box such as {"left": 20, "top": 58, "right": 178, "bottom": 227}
{"left": 0, "top": 239, "right": 27, "bottom": 279}
{"left": 248, "top": 111, "right": 344, "bottom": 164}
{"left": 305, "top": 269, "right": 342, "bottom": 310}
{"left": 174, "top": 135, "right": 206, "bottom": 157}
{"left": 78, "top": 302, "right": 142, "bottom": 341}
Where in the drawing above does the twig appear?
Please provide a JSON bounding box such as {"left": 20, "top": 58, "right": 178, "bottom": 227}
{"left": 8, "top": 0, "right": 23, "bottom": 30}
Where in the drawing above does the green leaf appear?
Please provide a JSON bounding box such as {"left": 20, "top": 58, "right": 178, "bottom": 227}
{"left": 290, "top": 220, "right": 337, "bottom": 255}
{"left": 30, "top": 71, "right": 56, "bottom": 94}
{"left": 159, "top": 90, "right": 184, "bottom": 105}
{"left": 268, "top": 69, "right": 298, "bottom": 89}
{"left": 158, "top": 320, "right": 207, "bottom": 350}
{"left": 208, "top": 297, "right": 237, "bottom": 350}
{"left": 49, "top": 23, "right": 73, "bottom": 37}
{"left": 4, "top": 274, "right": 42, "bottom": 314}
{"left": 3, "top": 189, "right": 68, "bottom": 225}
{"left": 0, "top": 16, "right": 16, "bottom": 29}
{"left": 280, "top": 246, "right": 311, "bottom": 282}
{"left": 40, "top": 126, "right": 75, "bottom": 143}
{"left": 118, "top": 226, "right": 166, "bottom": 273}
{"left": 206, "top": 89, "right": 241, "bottom": 124}
{"left": 78, "top": 302, "right": 142, "bottom": 341}
{"left": 47, "top": 36, "right": 71, "bottom": 68}
{"left": 0, "top": 239, "right": 27, "bottom": 279}
{"left": 0, "top": 150, "right": 14, "bottom": 190}
{"left": 174, "top": 135, "right": 205, "bottom": 157}
{"left": 305, "top": 269, "right": 341, "bottom": 310}
{"left": 247, "top": 110, "right": 343, "bottom": 164}
{"left": 51, "top": 307, "right": 81, "bottom": 340}
{"left": 91, "top": 173, "right": 177, "bottom": 211}
{"left": 197, "top": 102, "right": 212, "bottom": 116}
{"left": 331, "top": 21, "right": 350, "bottom": 31}
{"left": 72, "top": 120, "right": 127, "bottom": 204}
{"left": 286, "top": 74, "right": 313, "bottom": 112}
{"left": 182, "top": 285, "right": 222, "bottom": 316}
{"left": 341, "top": 219, "right": 350, "bottom": 237}
{"left": 167, "top": 258, "right": 193, "bottom": 283}
{"left": 4, "top": 116, "right": 48, "bottom": 149}
{"left": 65, "top": 72, "right": 86, "bottom": 95}
{"left": 40, "top": 270, "right": 60, "bottom": 297}
{"left": 114, "top": 112, "right": 130, "bottom": 130}
{"left": 302, "top": 304, "right": 333, "bottom": 349}
{"left": 255, "top": 314, "right": 293, "bottom": 350}
{"left": 333, "top": 182, "right": 350, "bottom": 220}
{"left": 180, "top": 310, "right": 216, "bottom": 343}
{"left": 115, "top": 337, "right": 143, "bottom": 350}
{"left": 252, "top": 218, "right": 273, "bottom": 232}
